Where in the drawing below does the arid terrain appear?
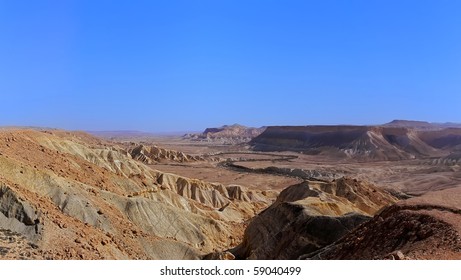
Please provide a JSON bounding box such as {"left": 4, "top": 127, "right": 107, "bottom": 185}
{"left": 1, "top": 121, "right": 461, "bottom": 259}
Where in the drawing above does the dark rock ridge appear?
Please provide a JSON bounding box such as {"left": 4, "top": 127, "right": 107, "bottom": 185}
{"left": 231, "top": 178, "right": 397, "bottom": 259}
{"left": 251, "top": 125, "right": 461, "bottom": 160}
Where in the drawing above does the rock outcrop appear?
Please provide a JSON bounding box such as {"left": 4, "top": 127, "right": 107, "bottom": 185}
{"left": 128, "top": 144, "right": 205, "bottom": 164}
{"left": 231, "top": 178, "right": 397, "bottom": 259}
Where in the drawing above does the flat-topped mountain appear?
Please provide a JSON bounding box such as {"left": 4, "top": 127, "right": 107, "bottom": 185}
{"left": 1, "top": 123, "right": 460, "bottom": 260}
{"left": 128, "top": 144, "right": 206, "bottom": 164}
{"left": 184, "top": 124, "right": 266, "bottom": 144}
{"left": 251, "top": 125, "right": 461, "bottom": 160}
{"left": 383, "top": 120, "right": 438, "bottom": 130}
{"left": 384, "top": 120, "right": 461, "bottom": 130}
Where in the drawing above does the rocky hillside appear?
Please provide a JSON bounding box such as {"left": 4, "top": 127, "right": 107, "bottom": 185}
{"left": 251, "top": 125, "right": 461, "bottom": 160}
{"left": 383, "top": 120, "right": 439, "bottom": 130}
{"left": 304, "top": 186, "right": 461, "bottom": 260}
{"left": 231, "top": 176, "right": 461, "bottom": 260}
{"left": 128, "top": 144, "right": 206, "bottom": 164}
{"left": 184, "top": 124, "right": 266, "bottom": 144}
{"left": 231, "top": 177, "right": 397, "bottom": 259}
{"left": 0, "top": 129, "right": 272, "bottom": 259}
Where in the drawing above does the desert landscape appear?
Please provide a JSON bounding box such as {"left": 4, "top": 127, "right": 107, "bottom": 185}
{"left": 1, "top": 120, "right": 461, "bottom": 259}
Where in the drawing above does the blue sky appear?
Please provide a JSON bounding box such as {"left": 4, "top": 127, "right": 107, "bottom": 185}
{"left": 1, "top": 0, "right": 460, "bottom": 132}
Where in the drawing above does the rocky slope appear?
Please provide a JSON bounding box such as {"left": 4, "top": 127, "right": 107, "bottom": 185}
{"left": 3, "top": 127, "right": 460, "bottom": 260}
{"left": 231, "top": 177, "right": 397, "bottom": 259}
{"left": 304, "top": 186, "right": 461, "bottom": 260}
{"left": 0, "top": 129, "right": 272, "bottom": 259}
{"left": 251, "top": 125, "right": 461, "bottom": 160}
{"left": 384, "top": 120, "right": 461, "bottom": 130}
{"left": 429, "top": 152, "right": 461, "bottom": 166}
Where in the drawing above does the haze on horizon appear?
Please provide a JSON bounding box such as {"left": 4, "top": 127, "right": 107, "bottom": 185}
{"left": 1, "top": 1, "right": 460, "bottom": 132}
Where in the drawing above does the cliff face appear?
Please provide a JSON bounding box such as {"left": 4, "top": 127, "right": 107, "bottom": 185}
{"left": 251, "top": 126, "right": 461, "bottom": 160}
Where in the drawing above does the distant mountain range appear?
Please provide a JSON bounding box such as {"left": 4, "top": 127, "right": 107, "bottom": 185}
{"left": 251, "top": 121, "right": 461, "bottom": 161}
{"left": 88, "top": 121, "right": 461, "bottom": 157}
{"left": 383, "top": 120, "right": 461, "bottom": 130}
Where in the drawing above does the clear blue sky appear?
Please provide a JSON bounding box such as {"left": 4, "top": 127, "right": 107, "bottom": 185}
{"left": 1, "top": 0, "right": 460, "bottom": 132}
